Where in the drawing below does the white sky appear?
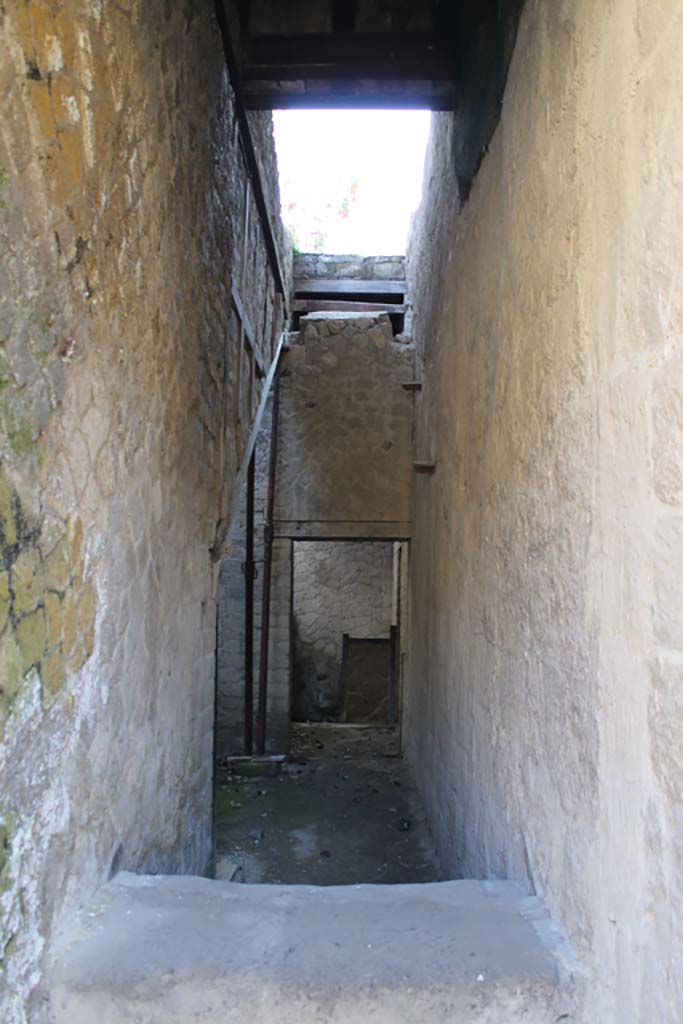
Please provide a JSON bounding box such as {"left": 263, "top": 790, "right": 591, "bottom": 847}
{"left": 273, "top": 109, "right": 432, "bottom": 256}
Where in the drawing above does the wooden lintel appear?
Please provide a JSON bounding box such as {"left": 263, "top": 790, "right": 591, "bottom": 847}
{"left": 244, "top": 33, "right": 454, "bottom": 79}
{"left": 274, "top": 520, "right": 412, "bottom": 541}
{"left": 293, "top": 299, "right": 406, "bottom": 315}
{"left": 244, "top": 64, "right": 454, "bottom": 81}
{"left": 244, "top": 90, "right": 456, "bottom": 111}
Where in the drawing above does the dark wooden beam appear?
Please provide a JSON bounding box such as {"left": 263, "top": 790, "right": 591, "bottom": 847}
{"left": 293, "top": 299, "right": 407, "bottom": 314}
{"left": 245, "top": 65, "right": 452, "bottom": 81}
{"left": 243, "top": 32, "right": 455, "bottom": 80}
{"left": 274, "top": 520, "right": 412, "bottom": 541}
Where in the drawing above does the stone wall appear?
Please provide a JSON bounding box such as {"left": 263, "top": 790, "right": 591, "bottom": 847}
{"left": 293, "top": 254, "right": 405, "bottom": 282}
{"left": 217, "top": 308, "right": 415, "bottom": 747}
{"left": 404, "top": 2, "right": 683, "bottom": 1021}
{"left": 292, "top": 541, "right": 394, "bottom": 720}
{"left": 0, "top": 4, "right": 288, "bottom": 1021}
{"left": 276, "top": 313, "right": 414, "bottom": 538}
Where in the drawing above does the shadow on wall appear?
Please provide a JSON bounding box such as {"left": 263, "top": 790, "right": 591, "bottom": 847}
{"left": 292, "top": 620, "right": 341, "bottom": 721}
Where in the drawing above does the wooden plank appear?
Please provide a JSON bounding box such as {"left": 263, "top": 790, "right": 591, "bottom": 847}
{"left": 231, "top": 283, "right": 255, "bottom": 349}
{"left": 274, "top": 520, "right": 412, "bottom": 541}
{"left": 232, "top": 282, "right": 265, "bottom": 377}
{"left": 244, "top": 64, "right": 454, "bottom": 81}
{"left": 294, "top": 278, "right": 406, "bottom": 296}
{"left": 293, "top": 299, "right": 406, "bottom": 315}
{"left": 244, "top": 32, "right": 455, "bottom": 79}
{"left": 239, "top": 178, "right": 251, "bottom": 291}
{"left": 211, "top": 332, "right": 287, "bottom": 562}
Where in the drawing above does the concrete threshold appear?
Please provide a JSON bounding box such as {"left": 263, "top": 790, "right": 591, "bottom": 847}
{"left": 49, "top": 873, "right": 581, "bottom": 1024}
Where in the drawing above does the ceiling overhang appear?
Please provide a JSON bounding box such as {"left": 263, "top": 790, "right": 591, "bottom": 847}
{"left": 228, "top": 1, "right": 460, "bottom": 110}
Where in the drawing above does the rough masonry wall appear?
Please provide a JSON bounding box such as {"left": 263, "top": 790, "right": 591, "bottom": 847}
{"left": 405, "top": 3, "right": 683, "bottom": 1022}
{"left": 292, "top": 541, "right": 394, "bottom": 720}
{"left": 0, "top": 5, "right": 287, "bottom": 1021}
{"left": 293, "top": 254, "right": 405, "bottom": 282}
{"left": 218, "top": 308, "right": 415, "bottom": 747}
{"left": 276, "top": 313, "right": 414, "bottom": 536}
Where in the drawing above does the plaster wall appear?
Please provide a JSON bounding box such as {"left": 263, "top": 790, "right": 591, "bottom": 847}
{"left": 404, "top": 2, "right": 683, "bottom": 1020}
{"left": 0, "top": 4, "right": 288, "bottom": 1020}
{"left": 292, "top": 541, "right": 394, "bottom": 720}
{"left": 276, "top": 313, "right": 414, "bottom": 535}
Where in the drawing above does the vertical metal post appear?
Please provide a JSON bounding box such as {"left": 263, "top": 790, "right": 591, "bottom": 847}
{"left": 256, "top": 367, "right": 282, "bottom": 756}
{"left": 244, "top": 452, "right": 255, "bottom": 755}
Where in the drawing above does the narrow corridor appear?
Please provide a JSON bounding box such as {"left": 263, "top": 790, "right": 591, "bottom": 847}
{"left": 215, "top": 725, "right": 440, "bottom": 885}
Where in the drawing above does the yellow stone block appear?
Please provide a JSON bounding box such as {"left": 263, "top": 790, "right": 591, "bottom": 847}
{"left": 45, "top": 591, "right": 63, "bottom": 651}
{"left": 44, "top": 538, "right": 71, "bottom": 592}
{"left": 0, "top": 573, "right": 9, "bottom": 635}
{"left": 0, "top": 631, "right": 24, "bottom": 739}
{"left": 0, "top": 474, "right": 16, "bottom": 548}
{"left": 16, "top": 608, "right": 47, "bottom": 670}
{"left": 51, "top": 125, "right": 84, "bottom": 204}
{"left": 68, "top": 517, "right": 85, "bottom": 587}
{"left": 63, "top": 579, "right": 96, "bottom": 670}
{"left": 50, "top": 75, "right": 80, "bottom": 129}
{"left": 25, "top": 79, "right": 56, "bottom": 141}
{"left": 41, "top": 651, "right": 66, "bottom": 707}
{"left": 11, "top": 548, "right": 43, "bottom": 616}
{"left": 66, "top": 640, "right": 86, "bottom": 674}
{"left": 62, "top": 590, "right": 78, "bottom": 659}
{"left": 12, "top": 3, "right": 35, "bottom": 58}
{"left": 53, "top": 9, "right": 79, "bottom": 71}
{"left": 0, "top": 631, "right": 23, "bottom": 703}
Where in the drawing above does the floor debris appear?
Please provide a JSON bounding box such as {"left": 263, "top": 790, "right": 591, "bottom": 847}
{"left": 215, "top": 724, "right": 440, "bottom": 885}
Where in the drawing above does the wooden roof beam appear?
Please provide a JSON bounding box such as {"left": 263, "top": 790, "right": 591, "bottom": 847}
{"left": 243, "top": 90, "right": 455, "bottom": 111}
{"left": 243, "top": 32, "right": 455, "bottom": 80}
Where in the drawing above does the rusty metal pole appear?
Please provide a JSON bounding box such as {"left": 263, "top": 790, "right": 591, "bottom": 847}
{"left": 256, "top": 368, "right": 282, "bottom": 756}
{"left": 244, "top": 452, "right": 255, "bottom": 755}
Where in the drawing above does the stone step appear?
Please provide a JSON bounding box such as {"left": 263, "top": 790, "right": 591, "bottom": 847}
{"left": 49, "top": 873, "right": 580, "bottom": 1024}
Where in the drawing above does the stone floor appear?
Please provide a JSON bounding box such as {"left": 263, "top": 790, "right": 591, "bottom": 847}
{"left": 214, "top": 723, "right": 441, "bottom": 885}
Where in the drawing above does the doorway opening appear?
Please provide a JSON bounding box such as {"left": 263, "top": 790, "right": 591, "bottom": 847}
{"left": 292, "top": 540, "right": 400, "bottom": 725}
